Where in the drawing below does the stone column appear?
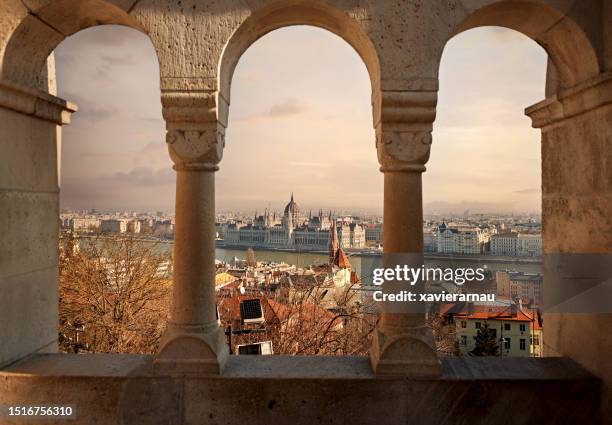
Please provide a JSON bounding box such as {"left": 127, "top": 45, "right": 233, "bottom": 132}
{"left": 369, "top": 90, "right": 441, "bottom": 377}
{"left": 526, "top": 73, "right": 612, "bottom": 420}
{"left": 154, "top": 90, "right": 229, "bottom": 375}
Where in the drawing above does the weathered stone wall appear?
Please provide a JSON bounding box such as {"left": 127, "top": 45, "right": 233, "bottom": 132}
{"left": 528, "top": 73, "right": 612, "bottom": 423}
{"left": 0, "top": 355, "right": 602, "bottom": 425}
{"left": 0, "top": 63, "right": 74, "bottom": 368}
{"left": 0, "top": 102, "right": 60, "bottom": 367}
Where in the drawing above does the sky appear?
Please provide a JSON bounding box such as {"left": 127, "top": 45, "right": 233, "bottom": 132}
{"left": 54, "top": 25, "right": 547, "bottom": 215}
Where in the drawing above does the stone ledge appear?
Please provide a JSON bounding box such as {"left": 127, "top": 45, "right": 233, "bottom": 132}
{"left": 0, "top": 79, "right": 77, "bottom": 125}
{"left": 1, "top": 354, "right": 598, "bottom": 381}
{"left": 0, "top": 355, "right": 602, "bottom": 425}
{"left": 525, "top": 72, "right": 612, "bottom": 130}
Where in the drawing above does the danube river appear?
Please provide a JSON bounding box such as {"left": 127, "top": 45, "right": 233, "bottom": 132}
{"left": 90, "top": 238, "right": 542, "bottom": 277}
{"left": 214, "top": 247, "right": 542, "bottom": 277}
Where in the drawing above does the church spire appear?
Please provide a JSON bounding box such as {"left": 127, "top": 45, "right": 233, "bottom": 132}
{"left": 329, "top": 219, "right": 339, "bottom": 266}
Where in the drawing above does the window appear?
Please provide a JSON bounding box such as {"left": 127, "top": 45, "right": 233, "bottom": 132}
{"left": 520, "top": 323, "right": 526, "bottom": 332}
{"left": 461, "top": 320, "right": 467, "bottom": 328}
{"left": 461, "top": 335, "right": 467, "bottom": 346}
{"left": 504, "top": 323, "right": 511, "bottom": 331}
{"left": 520, "top": 339, "right": 526, "bottom": 350}
{"left": 531, "top": 336, "right": 540, "bottom": 346}
{"left": 475, "top": 322, "right": 481, "bottom": 329}
{"left": 489, "top": 328, "right": 497, "bottom": 338}
{"left": 504, "top": 338, "right": 511, "bottom": 350}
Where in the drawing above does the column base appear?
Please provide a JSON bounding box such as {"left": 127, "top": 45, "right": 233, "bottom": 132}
{"left": 154, "top": 323, "right": 229, "bottom": 376}
{"left": 369, "top": 325, "right": 442, "bottom": 377}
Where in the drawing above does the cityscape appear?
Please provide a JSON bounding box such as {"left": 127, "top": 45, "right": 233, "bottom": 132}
{"left": 61, "top": 192, "right": 542, "bottom": 257}
{"left": 59, "top": 192, "right": 544, "bottom": 358}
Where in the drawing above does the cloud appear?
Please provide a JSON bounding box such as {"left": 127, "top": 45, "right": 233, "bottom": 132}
{"left": 230, "top": 97, "right": 310, "bottom": 122}
{"left": 92, "top": 55, "right": 137, "bottom": 81}
{"left": 238, "top": 71, "right": 263, "bottom": 84}
{"left": 513, "top": 188, "right": 540, "bottom": 194}
{"left": 106, "top": 167, "right": 175, "bottom": 187}
{"left": 74, "top": 105, "right": 119, "bottom": 122}
{"left": 287, "top": 161, "right": 330, "bottom": 168}
{"left": 137, "top": 115, "right": 164, "bottom": 124}
{"left": 72, "top": 27, "right": 138, "bottom": 47}
{"left": 100, "top": 54, "right": 137, "bottom": 66}
{"left": 269, "top": 98, "right": 309, "bottom": 117}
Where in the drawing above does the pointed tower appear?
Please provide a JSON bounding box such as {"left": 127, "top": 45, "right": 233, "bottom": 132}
{"left": 329, "top": 219, "right": 339, "bottom": 266}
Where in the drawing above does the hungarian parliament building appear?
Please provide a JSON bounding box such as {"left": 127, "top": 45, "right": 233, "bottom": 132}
{"left": 220, "top": 194, "right": 367, "bottom": 251}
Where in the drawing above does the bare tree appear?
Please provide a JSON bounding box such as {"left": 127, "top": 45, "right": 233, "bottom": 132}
{"left": 268, "top": 277, "right": 377, "bottom": 355}
{"left": 59, "top": 232, "right": 171, "bottom": 354}
{"left": 216, "top": 274, "right": 377, "bottom": 356}
{"left": 428, "top": 313, "right": 461, "bottom": 357}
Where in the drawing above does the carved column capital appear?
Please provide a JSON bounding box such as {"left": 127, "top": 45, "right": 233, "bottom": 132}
{"left": 375, "top": 90, "right": 436, "bottom": 173}
{"left": 166, "top": 126, "right": 225, "bottom": 171}
{"left": 162, "top": 89, "right": 228, "bottom": 171}
{"left": 376, "top": 129, "right": 432, "bottom": 172}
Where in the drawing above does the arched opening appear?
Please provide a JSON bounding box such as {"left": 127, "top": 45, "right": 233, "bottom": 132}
{"left": 425, "top": 0, "right": 604, "bottom": 360}
{"left": 215, "top": 25, "right": 380, "bottom": 356}
{"left": 453, "top": 1, "right": 600, "bottom": 90}
{"left": 429, "top": 25, "right": 546, "bottom": 357}
{"left": 1, "top": 0, "right": 146, "bottom": 90}
{"left": 217, "top": 2, "right": 382, "bottom": 128}
{"left": 53, "top": 25, "right": 170, "bottom": 355}
{"left": 0, "top": 4, "right": 165, "bottom": 363}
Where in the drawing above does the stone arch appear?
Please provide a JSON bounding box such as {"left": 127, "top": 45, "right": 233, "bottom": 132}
{"left": 1, "top": 0, "right": 150, "bottom": 90}
{"left": 452, "top": 0, "right": 600, "bottom": 89}
{"left": 218, "top": 1, "right": 381, "bottom": 127}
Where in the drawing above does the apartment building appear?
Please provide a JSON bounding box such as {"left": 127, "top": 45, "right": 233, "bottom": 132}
{"left": 444, "top": 299, "right": 542, "bottom": 357}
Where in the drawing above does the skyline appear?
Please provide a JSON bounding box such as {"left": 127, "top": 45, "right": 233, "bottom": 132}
{"left": 54, "top": 25, "right": 546, "bottom": 214}
{"left": 61, "top": 198, "right": 542, "bottom": 218}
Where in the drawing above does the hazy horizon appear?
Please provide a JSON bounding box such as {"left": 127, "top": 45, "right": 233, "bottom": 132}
{"left": 55, "top": 25, "right": 546, "bottom": 215}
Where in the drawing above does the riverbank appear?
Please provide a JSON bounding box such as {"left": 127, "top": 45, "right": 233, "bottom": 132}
{"left": 216, "top": 241, "right": 542, "bottom": 264}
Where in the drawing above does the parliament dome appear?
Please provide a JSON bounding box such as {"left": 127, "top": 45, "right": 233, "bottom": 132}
{"left": 283, "top": 193, "right": 300, "bottom": 224}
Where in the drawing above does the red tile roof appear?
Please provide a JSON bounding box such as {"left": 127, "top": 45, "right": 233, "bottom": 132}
{"left": 441, "top": 302, "right": 542, "bottom": 330}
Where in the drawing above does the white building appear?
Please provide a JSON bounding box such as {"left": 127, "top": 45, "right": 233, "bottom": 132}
{"left": 447, "top": 299, "right": 543, "bottom": 358}
{"left": 517, "top": 234, "right": 542, "bottom": 257}
{"left": 436, "top": 223, "right": 489, "bottom": 255}
{"left": 490, "top": 232, "right": 518, "bottom": 255}
{"left": 338, "top": 223, "right": 366, "bottom": 249}
{"left": 365, "top": 224, "right": 383, "bottom": 246}
{"left": 127, "top": 220, "right": 141, "bottom": 234}
{"left": 424, "top": 231, "right": 437, "bottom": 252}
{"left": 100, "top": 219, "right": 127, "bottom": 234}
{"left": 69, "top": 217, "right": 100, "bottom": 232}
{"left": 153, "top": 220, "right": 174, "bottom": 238}
{"left": 223, "top": 195, "right": 366, "bottom": 250}
{"left": 491, "top": 232, "right": 541, "bottom": 257}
